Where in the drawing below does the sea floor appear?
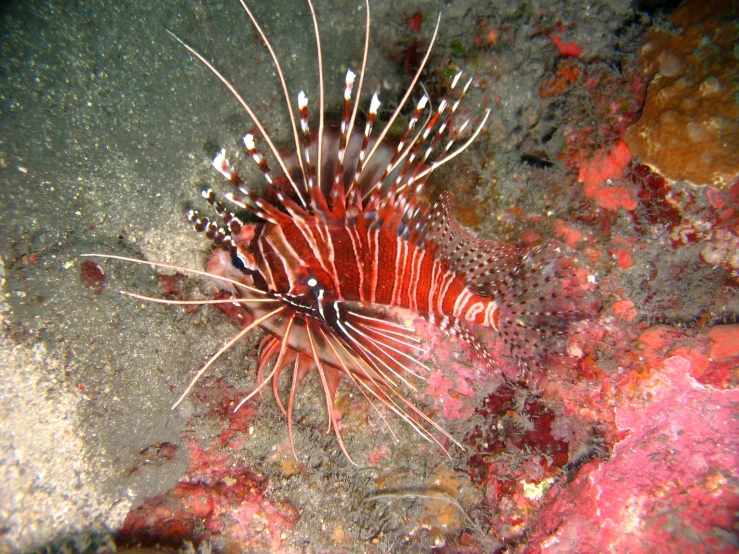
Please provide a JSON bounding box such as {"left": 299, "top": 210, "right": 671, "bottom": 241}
{"left": 1, "top": 0, "right": 737, "bottom": 552}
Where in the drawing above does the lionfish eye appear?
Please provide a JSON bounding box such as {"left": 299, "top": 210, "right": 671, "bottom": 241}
{"left": 231, "top": 252, "right": 247, "bottom": 271}
{"left": 306, "top": 277, "right": 318, "bottom": 288}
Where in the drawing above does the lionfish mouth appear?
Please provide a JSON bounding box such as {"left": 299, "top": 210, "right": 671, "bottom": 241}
{"left": 85, "top": 0, "right": 596, "bottom": 464}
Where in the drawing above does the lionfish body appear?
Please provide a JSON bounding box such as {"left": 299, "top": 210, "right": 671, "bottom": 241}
{"left": 159, "top": 0, "right": 595, "bottom": 461}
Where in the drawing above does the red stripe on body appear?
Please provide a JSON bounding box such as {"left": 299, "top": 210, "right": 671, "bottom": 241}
{"left": 259, "top": 211, "right": 500, "bottom": 330}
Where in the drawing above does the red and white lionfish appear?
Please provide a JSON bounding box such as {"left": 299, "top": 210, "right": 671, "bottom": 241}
{"left": 89, "top": 0, "right": 595, "bottom": 463}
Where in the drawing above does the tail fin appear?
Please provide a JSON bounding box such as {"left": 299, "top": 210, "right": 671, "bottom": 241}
{"left": 422, "top": 194, "right": 599, "bottom": 370}
{"left": 493, "top": 242, "right": 600, "bottom": 370}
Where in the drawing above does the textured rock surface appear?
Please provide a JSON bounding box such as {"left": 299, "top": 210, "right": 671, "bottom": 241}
{"left": 625, "top": 0, "right": 739, "bottom": 189}
{"left": 527, "top": 351, "right": 739, "bottom": 554}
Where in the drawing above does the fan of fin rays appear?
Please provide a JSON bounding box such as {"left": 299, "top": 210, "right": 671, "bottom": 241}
{"left": 83, "top": 0, "right": 495, "bottom": 464}
{"left": 83, "top": 252, "right": 462, "bottom": 464}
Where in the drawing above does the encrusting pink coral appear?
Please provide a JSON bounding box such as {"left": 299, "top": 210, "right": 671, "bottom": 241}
{"left": 550, "top": 35, "right": 584, "bottom": 58}
{"left": 524, "top": 326, "right": 739, "bottom": 553}
{"left": 611, "top": 299, "right": 637, "bottom": 322}
{"left": 709, "top": 324, "right": 739, "bottom": 360}
{"left": 578, "top": 140, "right": 637, "bottom": 211}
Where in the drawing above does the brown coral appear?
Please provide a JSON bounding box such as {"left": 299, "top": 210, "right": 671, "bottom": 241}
{"left": 624, "top": 0, "right": 739, "bottom": 190}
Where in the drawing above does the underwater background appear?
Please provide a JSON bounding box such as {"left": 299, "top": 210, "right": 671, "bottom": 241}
{"left": 1, "top": 0, "right": 737, "bottom": 551}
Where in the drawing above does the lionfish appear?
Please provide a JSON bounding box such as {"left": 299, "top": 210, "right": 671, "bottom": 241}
{"left": 89, "top": 0, "right": 595, "bottom": 464}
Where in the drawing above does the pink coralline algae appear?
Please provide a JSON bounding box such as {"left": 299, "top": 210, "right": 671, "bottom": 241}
{"left": 425, "top": 369, "right": 476, "bottom": 421}
{"left": 611, "top": 298, "right": 637, "bottom": 322}
{"left": 550, "top": 35, "right": 584, "bottom": 58}
{"left": 578, "top": 140, "right": 638, "bottom": 211}
{"left": 553, "top": 219, "right": 585, "bottom": 248}
{"left": 526, "top": 331, "right": 739, "bottom": 553}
